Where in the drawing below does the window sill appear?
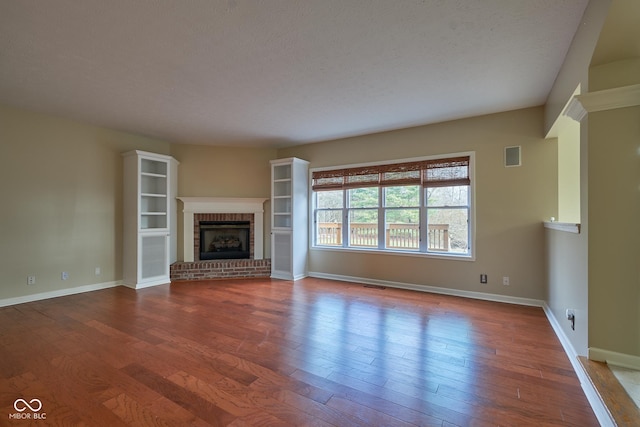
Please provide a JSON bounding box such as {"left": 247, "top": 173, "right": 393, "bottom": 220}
{"left": 543, "top": 221, "right": 581, "bottom": 234}
{"left": 310, "top": 245, "right": 475, "bottom": 261}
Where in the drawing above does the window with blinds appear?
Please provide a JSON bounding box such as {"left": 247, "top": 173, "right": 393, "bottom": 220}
{"left": 312, "top": 156, "right": 470, "bottom": 190}
{"left": 311, "top": 154, "right": 473, "bottom": 257}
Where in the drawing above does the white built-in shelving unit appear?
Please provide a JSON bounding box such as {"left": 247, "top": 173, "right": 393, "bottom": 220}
{"left": 270, "top": 157, "right": 309, "bottom": 280}
{"left": 122, "top": 150, "right": 178, "bottom": 288}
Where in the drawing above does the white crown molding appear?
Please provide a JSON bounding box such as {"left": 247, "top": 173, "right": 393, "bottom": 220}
{"left": 564, "top": 84, "right": 640, "bottom": 121}
{"left": 563, "top": 96, "right": 588, "bottom": 121}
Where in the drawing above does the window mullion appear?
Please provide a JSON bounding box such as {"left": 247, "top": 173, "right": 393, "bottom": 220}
{"left": 419, "top": 186, "right": 427, "bottom": 252}
{"left": 342, "top": 190, "right": 348, "bottom": 248}
{"left": 378, "top": 186, "right": 385, "bottom": 250}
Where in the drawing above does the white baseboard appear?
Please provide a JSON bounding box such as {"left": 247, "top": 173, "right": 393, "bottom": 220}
{"left": 589, "top": 347, "right": 640, "bottom": 371}
{"left": 308, "top": 271, "right": 545, "bottom": 307}
{"left": 543, "top": 305, "right": 614, "bottom": 427}
{"left": 0, "top": 281, "right": 121, "bottom": 308}
{"left": 121, "top": 279, "right": 170, "bottom": 290}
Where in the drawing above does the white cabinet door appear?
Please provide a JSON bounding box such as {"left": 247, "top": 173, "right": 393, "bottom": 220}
{"left": 140, "top": 233, "right": 170, "bottom": 282}
{"left": 271, "top": 231, "right": 293, "bottom": 280}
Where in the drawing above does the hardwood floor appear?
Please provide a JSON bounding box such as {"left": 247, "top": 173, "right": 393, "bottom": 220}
{"left": 0, "top": 278, "right": 598, "bottom": 426}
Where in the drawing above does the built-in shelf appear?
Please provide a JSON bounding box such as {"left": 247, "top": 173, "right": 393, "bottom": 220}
{"left": 123, "top": 150, "right": 178, "bottom": 288}
{"left": 270, "top": 158, "right": 309, "bottom": 280}
{"left": 544, "top": 221, "right": 581, "bottom": 234}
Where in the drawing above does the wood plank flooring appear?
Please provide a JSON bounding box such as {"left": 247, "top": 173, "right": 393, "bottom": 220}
{"left": 0, "top": 278, "right": 598, "bottom": 426}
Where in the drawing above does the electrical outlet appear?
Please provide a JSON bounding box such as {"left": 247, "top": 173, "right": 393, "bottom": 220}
{"left": 480, "top": 274, "right": 487, "bottom": 284}
{"left": 502, "top": 276, "right": 510, "bottom": 286}
{"left": 27, "top": 276, "right": 36, "bottom": 285}
{"left": 61, "top": 271, "right": 69, "bottom": 280}
{"left": 95, "top": 267, "right": 101, "bottom": 276}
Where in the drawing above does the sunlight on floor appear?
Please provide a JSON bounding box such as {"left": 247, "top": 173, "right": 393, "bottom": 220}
{"left": 610, "top": 365, "right": 640, "bottom": 409}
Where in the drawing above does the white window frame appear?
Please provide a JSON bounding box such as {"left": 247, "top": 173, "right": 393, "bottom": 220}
{"left": 310, "top": 152, "right": 475, "bottom": 260}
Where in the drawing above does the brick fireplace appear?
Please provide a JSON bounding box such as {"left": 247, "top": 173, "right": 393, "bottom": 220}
{"left": 170, "top": 197, "right": 270, "bottom": 281}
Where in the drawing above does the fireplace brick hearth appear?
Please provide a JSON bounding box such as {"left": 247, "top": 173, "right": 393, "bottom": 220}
{"left": 170, "top": 259, "right": 271, "bottom": 281}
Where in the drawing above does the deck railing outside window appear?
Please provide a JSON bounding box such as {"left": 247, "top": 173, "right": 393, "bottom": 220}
{"left": 317, "top": 223, "right": 449, "bottom": 251}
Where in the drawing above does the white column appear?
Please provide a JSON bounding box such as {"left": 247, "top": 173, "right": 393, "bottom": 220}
{"left": 183, "top": 211, "right": 195, "bottom": 262}
{"left": 253, "top": 211, "right": 264, "bottom": 260}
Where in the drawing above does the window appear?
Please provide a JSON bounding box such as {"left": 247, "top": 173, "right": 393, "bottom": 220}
{"left": 312, "top": 154, "right": 472, "bottom": 257}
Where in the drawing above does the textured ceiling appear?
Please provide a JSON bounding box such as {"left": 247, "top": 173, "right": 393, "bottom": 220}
{"left": 0, "top": 0, "right": 589, "bottom": 147}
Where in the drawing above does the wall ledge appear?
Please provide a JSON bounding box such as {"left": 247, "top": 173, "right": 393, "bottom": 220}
{"left": 544, "top": 221, "right": 581, "bottom": 233}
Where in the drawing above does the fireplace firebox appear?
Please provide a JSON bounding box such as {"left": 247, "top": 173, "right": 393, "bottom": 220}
{"left": 199, "top": 221, "right": 250, "bottom": 260}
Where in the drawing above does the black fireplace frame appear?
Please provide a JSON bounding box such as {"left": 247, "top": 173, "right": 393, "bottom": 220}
{"left": 199, "top": 221, "right": 250, "bottom": 260}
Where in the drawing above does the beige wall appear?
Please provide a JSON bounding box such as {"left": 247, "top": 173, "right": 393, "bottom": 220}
{"left": 587, "top": 61, "right": 640, "bottom": 358}
{"left": 545, "top": 229, "right": 589, "bottom": 353}
{"left": 168, "top": 143, "right": 276, "bottom": 260}
{"left": 0, "top": 104, "right": 170, "bottom": 300}
{"left": 588, "top": 103, "right": 640, "bottom": 356}
{"left": 170, "top": 144, "right": 276, "bottom": 198}
{"left": 279, "top": 107, "right": 557, "bottom": 300}
{"left": 0, "top": 105, "right": 278, "bottom": 301}
{"left": 587, "top": 0, "right": 640, "bottom": 360}
{"left": 543, "top": 0, "right": 611, "bottom": 357}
